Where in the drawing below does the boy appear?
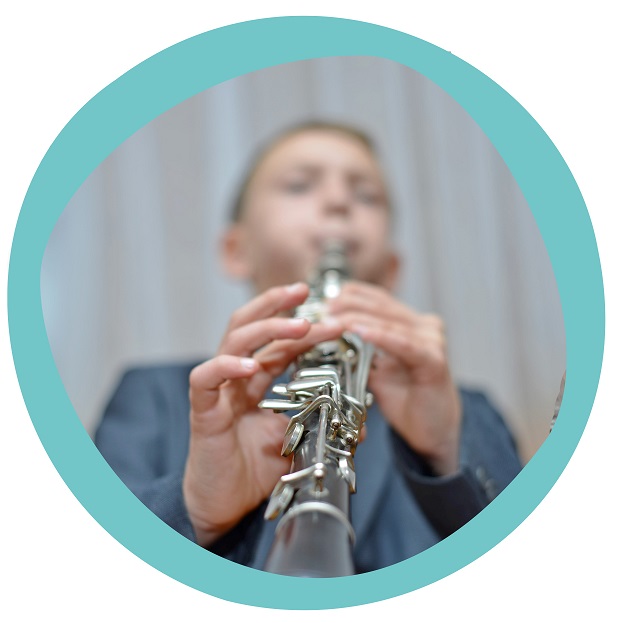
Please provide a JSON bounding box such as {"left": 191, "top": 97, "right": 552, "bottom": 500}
{"left": 96, "top": 121, "right": 521, "bottom": 572}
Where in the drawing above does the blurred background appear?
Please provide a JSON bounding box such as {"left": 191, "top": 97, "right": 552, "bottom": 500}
{"left": 40, "top": 56, "right": 565, "bottom": 463}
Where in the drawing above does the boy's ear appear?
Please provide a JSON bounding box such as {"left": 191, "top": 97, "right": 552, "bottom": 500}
{"left": 221, "top": 225, "right": 252, "bottom": 280}
{"left": 382, "top": 250, "right": 401, "bottom": 291}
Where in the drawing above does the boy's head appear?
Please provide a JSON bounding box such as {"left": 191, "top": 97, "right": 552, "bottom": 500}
{"left": 222, "top": 121, "right": 399, "bottom": 294}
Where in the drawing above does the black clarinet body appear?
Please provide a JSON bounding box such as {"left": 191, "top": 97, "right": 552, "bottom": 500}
{"left": 264, "top": 437, "right": 354, "bottom": 576}
{"left": 259, "top": 240, "right": 374, "bottom": 577}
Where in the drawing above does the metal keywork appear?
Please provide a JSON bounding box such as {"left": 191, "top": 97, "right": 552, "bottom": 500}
{"left": 259, "top": 239, "right": 375, "bottom": 577}
{"left": 259, "top": 345, "right": 372, "bottom": 518}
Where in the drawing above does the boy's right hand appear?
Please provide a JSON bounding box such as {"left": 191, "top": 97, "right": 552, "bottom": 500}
{"left": 182, "top": 282, "right": 344, "bottom": 547}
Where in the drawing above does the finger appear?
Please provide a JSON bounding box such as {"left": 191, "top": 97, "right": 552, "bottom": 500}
{"left": 359, "top": 423, "right": 368, "bottom": 444}
{"left": 350, "top": 322, "right": 448, "bottom": 380}
{"left": 253, "top": 320, "right": 345, "bottom": 377}
{"left": 329, "top": 294, "right": 419, "bottom": 327}
{"left": 328, "top": 286, "right": 416, "bottom": 326}
{"left": 332, "top": 281, "right": 414, "bottom": 314}
{"left": 335, "top": 309, "right": 446, "bottom": 346}
{"left": 226, "top": 282, "right": 309, "bottom": 331}
{"left": 332, "top": 283, "right": 446, "bottom": 332}
{"left": 219, "top": 316, "right": 312, "bottom": 357}
{"left": 189, "top": 354, "right": 260, "bottom": 413}
{"left": 240, "top": 321, "right": 345, "bottom": 404}
{"left": 240, "top": 367, "right": 278, "bottom": 406}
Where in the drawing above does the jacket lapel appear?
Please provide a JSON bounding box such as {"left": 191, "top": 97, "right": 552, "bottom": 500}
{"left": 351, "top": 401, "right": 392, "bottom": 540}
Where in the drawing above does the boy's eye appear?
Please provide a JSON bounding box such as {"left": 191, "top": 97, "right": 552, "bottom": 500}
{"left": 284, "top": 179, "right": 313, "bottom": 194}
{"left": 355, "top": 187, "right": 382, "bottom": 206}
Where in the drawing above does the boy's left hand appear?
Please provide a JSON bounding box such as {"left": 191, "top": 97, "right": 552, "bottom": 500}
{"left": 327, "top": 281, "right": 461, "bottom": 476}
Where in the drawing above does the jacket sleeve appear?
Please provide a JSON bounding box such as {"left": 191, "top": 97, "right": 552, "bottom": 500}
{"left": 94, "top": 368, "right": 198, "bottom": 542}
{"left": 389, "top": 388, "right": 522, "bottom": 538}
{"left": 94, "top": 366, "right": 267, "bottom": 565}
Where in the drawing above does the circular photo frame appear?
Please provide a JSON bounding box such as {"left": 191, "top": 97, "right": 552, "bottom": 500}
{"left": 8, "top": 16, "right": 604, "bottom": 609}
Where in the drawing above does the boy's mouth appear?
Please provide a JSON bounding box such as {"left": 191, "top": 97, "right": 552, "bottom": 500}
{"left": 311, "top": 235, "right": 359, "bottom": 258}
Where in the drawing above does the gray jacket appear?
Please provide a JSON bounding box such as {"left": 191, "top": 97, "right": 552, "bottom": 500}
{"left": 95, "top": 362, "right": 522, "bottom": 573}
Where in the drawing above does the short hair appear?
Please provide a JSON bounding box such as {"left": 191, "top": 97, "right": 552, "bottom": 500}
{"left": 229, "top": 120, "right": 384, "bottom": 223}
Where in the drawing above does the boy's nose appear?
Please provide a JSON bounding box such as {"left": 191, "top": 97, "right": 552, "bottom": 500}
{"left": 321, "top": 179, "right": 352, "bottom": 218}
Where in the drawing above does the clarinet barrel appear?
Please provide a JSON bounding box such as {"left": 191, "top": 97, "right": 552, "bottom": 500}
{"left": 259, "top": 240, "right": 374, "bottom": 577}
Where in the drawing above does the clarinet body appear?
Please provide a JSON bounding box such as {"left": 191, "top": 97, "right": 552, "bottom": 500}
{"left": 259, "top": 241, "right": 374, "bottom": 577}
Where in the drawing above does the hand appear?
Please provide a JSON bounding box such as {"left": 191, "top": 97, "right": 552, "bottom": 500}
{"left": 183, "top": 283, "right": 345, "bottom": 546}
{"left": 327, "top": 281, "right": 461, "bottom": 476}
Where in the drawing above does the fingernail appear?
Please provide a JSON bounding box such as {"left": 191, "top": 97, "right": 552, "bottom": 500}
{"left": 241, "top": 357, "right": 257, "bottom": 370}
{"left": 286, "top": 282, "right": 305, "bottom": 293}
{"left": 288, "top": 317, "right": 308, "bottom": 326}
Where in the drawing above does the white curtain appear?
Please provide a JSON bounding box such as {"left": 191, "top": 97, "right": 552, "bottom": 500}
{"left": 41, "top": 56, "right": 565, "bottom": 462}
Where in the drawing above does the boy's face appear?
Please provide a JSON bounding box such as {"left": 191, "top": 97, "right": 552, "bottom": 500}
{"left": 223, "top": 129, "right": 399, "bottom": 293}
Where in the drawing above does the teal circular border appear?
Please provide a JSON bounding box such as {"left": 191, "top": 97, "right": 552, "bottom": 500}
{"left": 8, "top": 17, "right": 604, "bottom": 609}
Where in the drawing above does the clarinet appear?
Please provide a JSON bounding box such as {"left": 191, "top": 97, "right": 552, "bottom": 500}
{"left": 258, "top": 240, "right": 375, "bottom": 577}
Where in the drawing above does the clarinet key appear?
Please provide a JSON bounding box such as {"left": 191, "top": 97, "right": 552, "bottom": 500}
{"left": 259, "top": 398, "right": 304, "bottom": 412}
{"left": 281, "top": 421, "right": 304, "bottom": 456}
{"left": 265, "top": 481, "right": 295, "bottom": 520}
{"left": 339, "top": 457, "right": 357, "bottom": 493}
